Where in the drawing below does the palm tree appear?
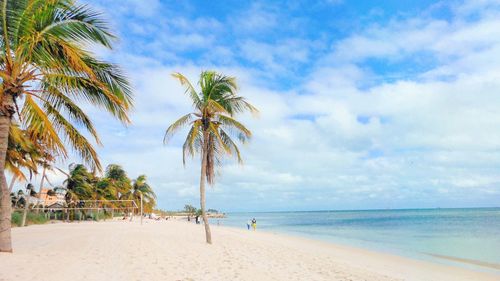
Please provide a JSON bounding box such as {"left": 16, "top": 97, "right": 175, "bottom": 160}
{"left": 0, "top": 0, "right": 132, "bottom": 252}
{"left": 34, "top": 148, "right": 56, "bottom": 200}
{"left": 103, "top": 164, "right": 131, "bottom": 215}
{"left": 104, "top": 164, "right": 131, "bottom": 198}
{"left": 184, "top": 204, "right": 197, "bottom": 220}
{"left": 164, "top": 71, "right": 257, "bottom": 244}
{"left": 125, "top": 175, "right": 156, "bottom": 214}
{"left": 60, "top": 164, "right": 94, "bottom": 202}
{"left": 56, "top": 164, "right": 94, "bottom": 221}
{"left": 20, "top": 183, "right": 34, "bottom": 227}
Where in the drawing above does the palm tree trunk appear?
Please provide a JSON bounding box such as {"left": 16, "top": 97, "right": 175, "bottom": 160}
{"left": 21, "top": 191, "right": 30, "bottom": 227}
{"left": 35, "top": 167, "right": 46, "bottom": 214}
{"left": 0, "top": 94, "right": 14, "bottom": 252}
{"left": 38, "top": 167, "right": 46, "bottom": 196}
{"left": 8, "top": 175, "right": 16, "bottom": 193}
{"left": 200, "top": 131, "right": 212, "bottom": 244}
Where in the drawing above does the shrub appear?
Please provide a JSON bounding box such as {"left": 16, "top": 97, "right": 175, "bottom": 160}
{"left": 11, "top": 211, "right": 48, "bottom": 227}
{"left": 27, "top": 212, "right": 48, "bottom": 225}
{"left": 11, "top": 211, "right": 21, "bottom": 227}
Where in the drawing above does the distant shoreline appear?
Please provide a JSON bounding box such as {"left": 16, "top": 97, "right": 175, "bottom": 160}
{"left": 223, "top": 206, "right": 500, "bottom": 214}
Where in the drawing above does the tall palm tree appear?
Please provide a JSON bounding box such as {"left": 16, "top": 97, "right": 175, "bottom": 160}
{"left": 125, "top": 175, "right": 156, "bottom": 214}
{"left": 164, "top": 71, "right": 257, "bottom": 244}
{"left": 0, "top": 0, "right": 132, "bottom": 252}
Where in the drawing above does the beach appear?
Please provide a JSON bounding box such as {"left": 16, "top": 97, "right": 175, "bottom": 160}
{"left": 0, "top": 220, "right": 497, "bottom": 281}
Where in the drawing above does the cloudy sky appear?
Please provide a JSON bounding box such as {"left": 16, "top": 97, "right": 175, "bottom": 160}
{"left": 35, "top": 0, "right": 500, "bottom": 211}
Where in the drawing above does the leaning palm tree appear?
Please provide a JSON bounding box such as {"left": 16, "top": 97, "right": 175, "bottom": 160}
{"left": 125, "top": 175, "right": 156, "bottom": 214}
{"left": 0, "top": 0, "right": 132, "bottom": 252}
{"left": 164, "top": 71, "right": 257, "bottom": 244}
{"left": 60, "top": 164, "right": 94, "bottom": 203}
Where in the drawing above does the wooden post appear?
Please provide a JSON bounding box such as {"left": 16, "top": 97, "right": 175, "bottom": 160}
{"left": 140, "top": 193, "right": 143, "bottom": 226}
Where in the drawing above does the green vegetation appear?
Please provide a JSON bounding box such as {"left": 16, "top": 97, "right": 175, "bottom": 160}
{"left": 123, "top": 175, "right": 157, "bottom": 213}
{"left": 184, "top": 204, "right": 197, "bottom": 215}
{"left": 11, "top": 211, "right": 48, "bottom": 227}
{"left": 55, "top": 163, "right": 157, "bottom": 214}
{"left": 164, "top": 71, "right": 257, "bottom": 244}
{"left": 10, "top": 163, "right": 157, "bottom": 225}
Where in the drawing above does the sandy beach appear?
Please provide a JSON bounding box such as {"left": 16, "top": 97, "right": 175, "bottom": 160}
{"left": 0, "top": 220, "right": 497, "bottom": 281}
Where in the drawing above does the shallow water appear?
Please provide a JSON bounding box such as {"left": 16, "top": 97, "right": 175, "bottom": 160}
{"left": 214, "top": 208, "right": 500, "bottom": 274}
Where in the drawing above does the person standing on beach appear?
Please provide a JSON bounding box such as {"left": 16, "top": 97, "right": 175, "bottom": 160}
{"left": 251, "top": 218, "right": 257, "bottom": 230}
{"left": 246, "top": 220, "right": 251, "bottom": 230}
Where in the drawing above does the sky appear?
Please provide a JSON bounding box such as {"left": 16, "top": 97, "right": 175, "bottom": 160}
{"left": 27, "top": 0, "right": 500, "bottom": 211}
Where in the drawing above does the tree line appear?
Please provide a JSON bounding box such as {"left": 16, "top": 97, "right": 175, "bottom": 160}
{"left": 10, "top": 163, "right": 156, "bottom": 222}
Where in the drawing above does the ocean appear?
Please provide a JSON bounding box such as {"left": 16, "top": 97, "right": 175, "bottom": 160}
{"left": 214, "top": 208, "right": 500, "bottom": 274}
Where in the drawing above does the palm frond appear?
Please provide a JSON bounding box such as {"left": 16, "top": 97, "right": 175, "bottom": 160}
{"left": 218, "top": 115, "right": 252, "bottom": 143}
{"left": 182, "top": 120, "right": 202, "bottom": 166}
{"left": 206, "top": 99, "right": 230, "bottom": 115}
{"left": 220, "top": 129, "right": 243, "bottom": 163}
{"left": 164, "top": 113, "right": 193, "bottom": 144}
{"left": 43, "top": 101, "right": 101, "bottom": 171}
{"left": 171, "top": 72, "right": 202, "bottom": 109}
{"left": 21, "top": 95, "right": 67, "bottom": 158}
{"left": 37, "top": 3, "right": 114, "bottom": 48}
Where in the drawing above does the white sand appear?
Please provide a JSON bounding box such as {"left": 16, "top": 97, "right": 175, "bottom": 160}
{"left": 0, "top": 219, "right": 497, "bottom": 281}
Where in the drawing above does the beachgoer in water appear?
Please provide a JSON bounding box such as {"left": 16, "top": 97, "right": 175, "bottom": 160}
{"left": 251, "top": 218, "right": 257, "bottom": 230}
{"left": 246, "top": 220, "right": 251, "bottom": 230}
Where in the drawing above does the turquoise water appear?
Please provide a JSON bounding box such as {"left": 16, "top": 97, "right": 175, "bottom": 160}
{"left": 215, "top": 208, "right": 500, "bottom": 274}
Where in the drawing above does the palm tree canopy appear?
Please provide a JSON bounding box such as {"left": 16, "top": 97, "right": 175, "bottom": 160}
{"left": 164, "top": 71, "right": 258, "bottom": 185}
{"left": 60, "top": 163, "right": 94, "bottom": 202}
{"left": 131, "top": 175, "right": 155, "bottom": 199}
{"left": 51, "top": 163, "right": 156, "bottom": 212}
{"left": 128, "top": 174, "right": 156, "bottom": 212}
{"left": 0, "top": 0, "right": 133, "bottom": 171}
{"left": 104, "top": 164, "right": 130, "bottom": 196}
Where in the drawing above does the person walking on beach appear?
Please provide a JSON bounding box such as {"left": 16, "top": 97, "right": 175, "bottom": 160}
{"left": 251, "top": 218, "right": 257, "bottom": 231}
{"left": 246, "top": 220, "right": 251, "bottom": 230}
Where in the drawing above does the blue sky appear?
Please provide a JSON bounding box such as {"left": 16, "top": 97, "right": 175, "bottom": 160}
{"left": 36, "top": 0, "right": 500, "bottom": 211}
